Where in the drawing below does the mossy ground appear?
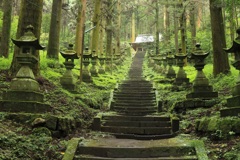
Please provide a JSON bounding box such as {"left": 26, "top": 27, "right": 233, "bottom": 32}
{"left": 143, "top": 57, "right": 240, "bottom": 160}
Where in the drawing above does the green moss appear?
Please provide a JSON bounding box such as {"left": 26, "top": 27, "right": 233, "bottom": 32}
{"left": 198, "top": 117, "right": 210, "bottom": 132}
{"left": 62, "top": 138, "right": 82, "bottom": 160}
{"left": 207, "top": 116, "right": 219, "bottom": 132}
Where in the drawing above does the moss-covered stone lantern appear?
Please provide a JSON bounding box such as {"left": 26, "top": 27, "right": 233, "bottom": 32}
{"left": 82, "top": 47, "right": 92, "bottom": 83}
{"left": 90, "top": 50, "right": 98, "bottom": 77}
{"left": 174, "top": 48, "right": 190, "bottom": 86}
{"left": 98, "top": 54, "right": 105, "bottom": 74}
{"left": 186, "top": 43, "right": 218, "bottom": 99}
{"left": 60, "top": 44, "right": 79, "bottom": 91}
{"left": 0, "top": 25, "right": 50, "bottom": 113}
{"left": 166, "top": 51, "right": 176, "bottom": 78}
{"left": 221, "top": 28, "right": 240, "bottom": 117}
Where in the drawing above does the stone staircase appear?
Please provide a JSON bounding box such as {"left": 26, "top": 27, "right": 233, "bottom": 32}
{"left": 92, "top": 51, "right": 179, "bottom": 139}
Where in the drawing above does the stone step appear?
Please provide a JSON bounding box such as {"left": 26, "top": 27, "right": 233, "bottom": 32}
{"left": 114, "top": 102, "right": 156, "bottom": 107}
{"left": 75, "top": 155, "right": 198, "bottom": 160}
{"left": 76, "top": 145, "right": 196, "bottom": 158}
{"left": 117, "top": 87, "right": 154, "bottom": 92}
{"left": 114, "top": 99, "right": 156, "bottom": 103}
{"left": 102, "top": 115, "right": 171, "bottom": 121}
{"left": 114, "top": 91, "right": 155, "bottom": 96}
{"left": 114, "top": 110, "right": 157, "bottom": 116}
{"left": 101, "top": 126, "right": 172, "bottom": 135}
{"left": 102, "top": 120, "right": 171, "bottom": 127}
{"left": 113, "top": 96, "right": 156, "bottom": 100}
{"left": 120, "top": 83, "right": 153, "bottom": 87}
{"left": 113, "top": 106, "right": 157, "bottom": 112}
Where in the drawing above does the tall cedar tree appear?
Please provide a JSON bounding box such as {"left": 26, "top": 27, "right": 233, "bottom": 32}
{"left": 0, "top": 0, "right": 13, "bottom": 58}
{"left": 209, "top": 0, "right": 230, "bottom": 76}
{"left": 47, "top": 0, "right": 62, "bottom": 59}
{"left": 10, "top": 0, "right": 43, "bottom": 76}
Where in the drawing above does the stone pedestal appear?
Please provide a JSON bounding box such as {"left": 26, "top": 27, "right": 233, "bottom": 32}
{"left": 82, "top": 58, "right": 92, "bottom": 83}
{"left": 1, "top": 55, "right": 50, "bottom": 113}
{"left": 60, "top": 61, "right": 76, "bottom": 91}
{"left": 98, "top": 57, "right": 105, "bottom": 74}
{"left": 173, "top": 54, "right": 191, "bottom": 87}
{"left": 166, "top": 56, "right": 176, "bottom": 79}
{"left": 90, "top": 57, "right": 98, "bottom": 77}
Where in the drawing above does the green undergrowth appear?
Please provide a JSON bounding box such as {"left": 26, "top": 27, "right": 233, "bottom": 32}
{"left": 0, "top": 49, "right": 133, "bottom": 159}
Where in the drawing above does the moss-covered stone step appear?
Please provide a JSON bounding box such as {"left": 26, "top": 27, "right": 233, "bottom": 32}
{"left": 102, "top": 120, "right": 171, "bottom": 127}
{"left": 113, "top": 96, "right": 156, "bottom": 100}
{"left": 114, "top": 91, "right": 155, "bottom": 96}
{"left": 75, "top": 155, "right": 198, "bottom": 160}
{"left": 114, "top": 101, "right": 156, "bottom": 107}
{"left": 101, "top": 126, "right": 172, "bottom": 135}
{"left": 73, "top": 138, "right": 201, "bottom": 159}
{"left": 63, "top": 138, "right": 208, "bottom": 160}
{"left": 113, "top": 106, "right": 157, "bottom": 113}
{"left": 114, "top": 99, "right": 156, "bottom": 103}
{"left": 101, "top": 115, "right": 171, "bottom": 121}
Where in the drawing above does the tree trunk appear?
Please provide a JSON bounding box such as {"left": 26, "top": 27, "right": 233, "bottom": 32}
{"left": 115, "top": 0, "right": 121, "bottom": 55}
{"left": 209, "top": 0, "right": 230, "bottom": 76}
{"left": 179, "top": 2, "right": 186, "bottom": 55}
{"left": 75, "top": 0, "right": 86, "bottom": 57}
{"left": 196, "top": 2, "right": 202, "bottom": 29}
{"left": 164, "top": 3, "right": 170, "bottom": 44}
{"left": 190, "top": 2, "right": 196, "bottom": 48}
{"left": 10, "top": 0, "right": 43, "bottom": 76}
{"left": 131, "top": 11, "right": 136, "bottom": 43}
{"left": 0, "top": 0, "right": 13, "bottom": 58}
{"left": 155, "top": 1, "right": 160, "bottom": 55}
{"left": 91, "top": 0, "right": 101, "bottom": 56}
{"left": 99, "top": 18, "right": 105, "bottom": 55}
{"left": 106, "top": 0, "right": 113, "bottom": 57}
{"left": 47, "top": 0, "right": 62, "bottom": 59}
{"left": 174, "top": 4, "right": 179, "bottom": 52}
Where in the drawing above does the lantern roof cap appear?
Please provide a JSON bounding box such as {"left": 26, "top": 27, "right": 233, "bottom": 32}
{"left": 11, "top": 25, "right": 44, "bottom": 50}
{"left": 60, "top": 44, "right": 79, "bottom": 59}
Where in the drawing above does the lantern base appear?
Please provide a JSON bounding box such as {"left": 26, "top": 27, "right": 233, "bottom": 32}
{"left": 0, "top": 100, "right": 51, "bottom": 113}
{"left": 3, "top": 90, "right": 44, "bottom": 102}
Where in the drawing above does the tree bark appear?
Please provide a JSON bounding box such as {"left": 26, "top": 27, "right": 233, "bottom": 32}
{"left": 10, "top": 0, "right": 43, "bottom": 76}
{"left": 91, "top": 0, "right": 101, "bottom": 56}
{"left": 115, "top": 0, "right": 121, "bottom": 55}
{"left": 131, "top": 11, "right": 136, "bottom": 43}
{"left": 0, "top": 0, "right": 13, "bottom": 58}
{"left": 155, "top": 1, "right": 160, "bottom": 55}
{"left": 75, "top": 0, "right": 86, "bottom": 57}
{"left": 47, "top": 0, "right": 62, "bottom": 59}
{"left": 106, "top": 0, "right": 113, "bottom": 57}
{"left": 209, "top": 0, "right": 230, "bottom": 76}
{"left": 190, "top": 2, "right": 196, "bottom": 48}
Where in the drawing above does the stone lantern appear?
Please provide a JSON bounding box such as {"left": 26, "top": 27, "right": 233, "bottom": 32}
{"left": 98, "top": 54, "right": 105, "bottom": 74}
{"left": 90, "top": 50, "right": 98, "bottom": 77}
{"left": 174, "top": 48, "right": 190, "bottom": 86}
{"left": 0, "top": 25, "right": 50, "bottom": 113}
{"left": 220, "top": 28, "right": 240, "bottom": 117}
{"left": 186, "top": 43, "right": 218, "bottom": 99}
{"left": 60, "top": 44, "right": 79, "bottom": 91}
{"left": 166, "top": 51, "right": 176, "bottom": 78}
{"left": 82, "top": 48, "right": 92, "bottom": 82}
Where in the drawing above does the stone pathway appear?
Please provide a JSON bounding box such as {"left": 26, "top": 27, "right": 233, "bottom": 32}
{"left": 63, "top": 51, "right": 208, "bottom": 160}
